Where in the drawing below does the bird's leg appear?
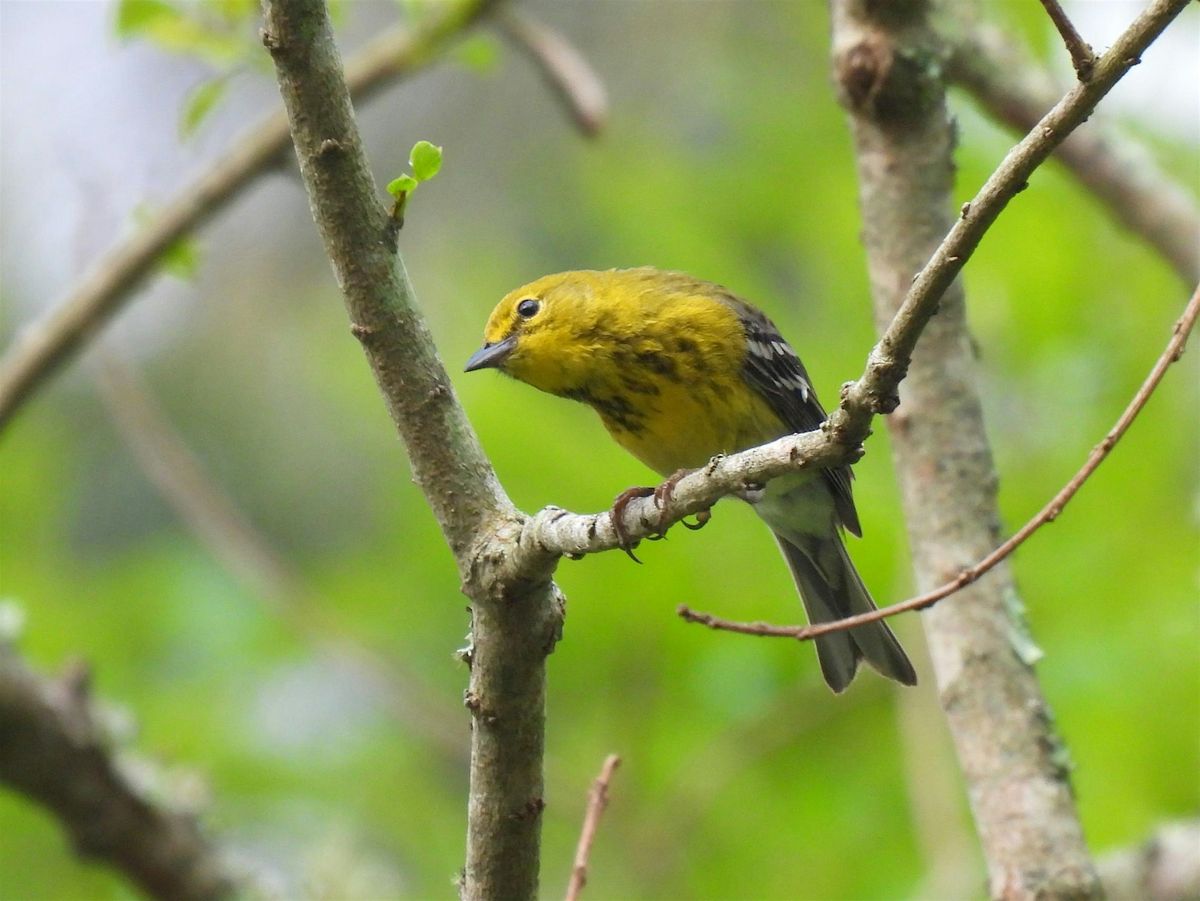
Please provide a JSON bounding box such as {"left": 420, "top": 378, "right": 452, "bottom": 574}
{"left": 609, "top": 486, "right": 655, "bottom": 562}
{"left": 653, "top": 469, "right": 712, "bottom": 533}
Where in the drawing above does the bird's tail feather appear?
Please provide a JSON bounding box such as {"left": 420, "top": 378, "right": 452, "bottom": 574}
{"left": 773, "top": 533, "right": 917, "bottom": 692}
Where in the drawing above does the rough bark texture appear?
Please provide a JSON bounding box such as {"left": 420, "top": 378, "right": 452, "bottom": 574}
{"left": 0, "top": 651, "right": 234, "bottom": 900}
{"left": 260, "top": 2, "right": 560, "bottom": 898}
{"left": 830, "top": 1, "right": 1100, "bottom": 897}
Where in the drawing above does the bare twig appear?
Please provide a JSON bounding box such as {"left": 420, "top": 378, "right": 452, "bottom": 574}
{"left": 0, "top": 649, "right": 236, "bottom": 900}
{"left": 678, "top": 282, "right": 1199, "bottom": 641}
{"left": 565, "top": 754, "right": 621, "bottom": 901}
{"left": 941, "top": 6, "right": 1200, "bottom": 286}
{"left": 1037, "top": 0, "right": 1096, "bottom": 79}
{"left": 0, "top": 0, "right": 499, "bottom": 433}
{"left": 497, "top": 9, "right": 608, "bottom": 137}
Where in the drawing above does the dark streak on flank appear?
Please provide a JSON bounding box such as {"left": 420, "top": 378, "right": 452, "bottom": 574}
{"left": 564, "top": 387, "right": 645, "bottom": 433}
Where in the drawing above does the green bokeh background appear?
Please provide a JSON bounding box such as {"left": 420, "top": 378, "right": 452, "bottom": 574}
{"left": 1, "top": 2, "right": 1197, "bottom": 898}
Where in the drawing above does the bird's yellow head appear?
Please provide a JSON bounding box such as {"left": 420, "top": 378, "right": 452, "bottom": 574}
{"left": 464, "top": 269, "right": 630, "bottom": 396}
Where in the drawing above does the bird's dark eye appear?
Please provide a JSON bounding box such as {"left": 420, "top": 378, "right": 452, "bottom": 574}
{"left": 516, "top": 298, "right": 540, "bottom": 318}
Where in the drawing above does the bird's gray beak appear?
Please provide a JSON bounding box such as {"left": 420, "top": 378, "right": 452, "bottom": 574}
{"left": 464, "top": 335, "right": 517, "bottom": 372}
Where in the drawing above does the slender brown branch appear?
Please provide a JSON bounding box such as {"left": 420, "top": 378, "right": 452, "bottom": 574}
{"left": 1037, "top": 0, "right": 1096, "bottom": 79}
{"left": 565, "top": 754, "right": 621, "bottom": 901}
{"left": 679, "top": 281, "right": 1199, "bottom": 642}
{"left": 497, "top": 9, "right": 608, "bottom": 137}
{"left": 0, "top": 648, "right": 236, "bottom": 900}
{"left": 0, "top": 0, "right": 499, "bottom": 434}
{"left": 941, "top": 5, "right": 1200, "bottom": 286}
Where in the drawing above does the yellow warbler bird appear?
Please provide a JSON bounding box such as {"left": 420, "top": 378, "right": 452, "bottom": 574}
{"left": 465, "top": 267, "right": 916, "bottom": 692}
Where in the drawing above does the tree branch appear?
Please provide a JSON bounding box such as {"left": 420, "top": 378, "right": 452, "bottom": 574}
{"left": 0, "top": 0, "right": 499, "bottom": 434}
{"left": 497, "top": 9, "right": 608, "bottom": 137}
{"left": 678, "top": 281, "right": 1199, "bottom": 641}
{"left": 564, "top": 754, "right": 621, "bottom": 901}
{"left": 259, "top": 2, "right": 561, "bottom": 899}
{"left": 1037, "top": 0, "right": 1096, "bottom": 80}
{"left": 940, "top": 4, "right": 1200, "bottom": 286}
{"left": 0, "top": 647, "right": 235, "bottom": 900}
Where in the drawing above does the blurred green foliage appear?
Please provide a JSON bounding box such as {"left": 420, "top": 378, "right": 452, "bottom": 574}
{"left": 1, "top": 2, "right": 1197, "bottom": 899}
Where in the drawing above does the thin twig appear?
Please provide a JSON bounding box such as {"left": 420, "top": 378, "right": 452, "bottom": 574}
{"left": 679, "top": 282, "right": 1200, "bottom": 642}
{"left": 942, "top": 7, "right": 1200, "bottom": 285}
{"left": 0, "top": 0, "right": 500, "bottom": 433}
{"left": 565, "top": 754, "right": 621, "bottom": 901}
{"left": 497, "top": 8, "right": 608, "bottom": 137}
{"left": 1037, "top": 0, "right": 1096, "bottom": 79}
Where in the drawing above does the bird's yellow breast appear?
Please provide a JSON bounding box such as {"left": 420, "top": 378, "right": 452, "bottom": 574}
{"left": 599, "top": 372, "right": 785, "bottom": 475}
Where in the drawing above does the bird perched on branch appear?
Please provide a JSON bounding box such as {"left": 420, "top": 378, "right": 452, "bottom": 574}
{"left": 465, "top": 267, "right": 916, "bottom": 692}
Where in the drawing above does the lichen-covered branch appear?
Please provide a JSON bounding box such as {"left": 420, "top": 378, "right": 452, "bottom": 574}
{"left": 0, "top": 0, "right": 499, "bottom": 434}
{"left": 259, "top": 1, "right": 560, "bottom": 898}
{"left": 0, "top": 648, "right": 235, "bottom": 900}
{"left": 939, "top": 3, "right": 1200, "bottom": 286}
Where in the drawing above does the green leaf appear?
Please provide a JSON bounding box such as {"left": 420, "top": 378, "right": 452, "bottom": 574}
{"left": 160, "top": 235, "right": 202, "bottom": 281}
{"left": 200, "top": 0, "right": 258, "bottom": 24}
{"left": 115, "top": 0, "right": 180, "bottom": 38}
{"left": 453, "top": 35, "right": 500, "bottom": 74}
{"left": 115, "top": 0, "right": 245, "bottom": 66}
{"left": 387, "top": 175, "right": 418, "bottom": 197}
{"left": 179, "top": 77, "right": 227, "bottom": 139}
{"left": 135, "top": 204, "right": 202, "bottom": 280}
{"left": 409, "top": 141, "right": 442, "bottom": 182}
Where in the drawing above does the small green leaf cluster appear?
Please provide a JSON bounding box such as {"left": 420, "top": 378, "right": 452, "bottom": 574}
{"left": 387, "top": 141, "right": 444, "bottom": 199}
{"left": 114, "top": 0, "right": 263, "bottom": 138}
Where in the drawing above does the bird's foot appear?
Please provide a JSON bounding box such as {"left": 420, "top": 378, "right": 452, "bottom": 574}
{"left": 610, "top": 470, "right": 714, "bottom": 562}
{"left": 653, "top": 468, "right": 712, "bottom": 533}
{"left": 609, "top": 486, "right": 655, "bottom": 563}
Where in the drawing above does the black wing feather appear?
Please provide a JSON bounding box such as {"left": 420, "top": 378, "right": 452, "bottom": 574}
{"left": 726, "top": 297, "right": 862, "bottom": 537}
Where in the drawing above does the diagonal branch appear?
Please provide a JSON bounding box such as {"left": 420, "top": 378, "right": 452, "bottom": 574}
{"left": 677, "top": 281, "right": 1199, "bottom": 641}
{"left": 0, "top": 0, "right": 499, "bottom": 434}
{"left": 497, "top": 9, "right": 608, "bottom": 137}
{"left": 0, "top": 648, "right": 236, "bottom": 900}
{"left": 940, "top": 5, "right": 1200, "bottom": 286}
{"left": 1037, "top": 0, "right": 1096, "bottom": 79}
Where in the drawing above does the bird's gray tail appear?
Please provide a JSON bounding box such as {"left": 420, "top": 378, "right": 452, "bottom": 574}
{"left": 773, "top": 533, "right": 917, "bottom": 693}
